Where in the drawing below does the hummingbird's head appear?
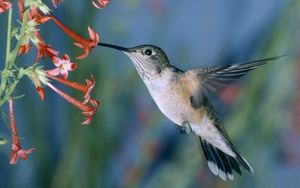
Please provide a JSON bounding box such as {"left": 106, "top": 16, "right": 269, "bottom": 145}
{"left": 98, "top": 43, "right": 170, "bottom": 80}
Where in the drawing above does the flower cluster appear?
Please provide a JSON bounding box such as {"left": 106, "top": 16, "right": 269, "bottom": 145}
{"left": 0, "top": 0, "right": 110, "bottom": 164}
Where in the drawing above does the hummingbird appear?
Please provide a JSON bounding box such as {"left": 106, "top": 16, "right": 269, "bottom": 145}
{"left": 98, "top": 42, "right": 284, "bottom": 180}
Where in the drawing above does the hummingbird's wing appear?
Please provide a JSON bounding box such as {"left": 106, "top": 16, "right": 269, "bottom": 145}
{"left": 187, "top": 55, "right": 284, "bottom": 109}
{"left": 194, "top": 97, "right": 253, "bottom": 180}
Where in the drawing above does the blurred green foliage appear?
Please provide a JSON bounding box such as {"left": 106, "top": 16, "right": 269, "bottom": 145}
{"left": 1, "top": 1, "right": 300, "bottom": 188}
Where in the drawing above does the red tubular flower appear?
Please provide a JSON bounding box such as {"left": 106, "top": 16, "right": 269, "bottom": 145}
{"left": 33, "top": 31, "right": 59, "bottom": 63}
{"left": 17, "top": 0, "right": 31, "bottom": 56}
{"left": 52, "top": 0, "right": 63, "bottom": 8}
{"left": 47, "top": 74, "right": 95, "bottom": 104}
{"left": 29, "top": 6, "right": 43, "bottom": 20}
{"left": 92, "top": 0, "right": 110, "bottom": 9}
{"left": 83, "top": 75, "right": 96, "bottom": 104}
{"left": 8, "top": 99, "right": 35, "bottom": 164}
{"left": 18, "top": 43, "right": 31, "bottom": 55}
{"left": 18, "top": 0, "right": 47, "bottom": 22}
{"left": 49, "top": 15, "right": 99, "bottom": 59}
{"left": 0, "top": 0, "right": 11, "bottom": 14}
{"left": 17, "top": 0, "right": 53, "bottom": 58}
{"left": 18, "top": 0, "right": 24, "bottom": 20}
{"left": 36, "top": 86, "right": 45, "bottom": 101}
{"left": 19, "top": 37, "right": 59, "bottom": 61}
{"left": 35, "top": 42, "right": 59, "bottom": 63}
{"left": 35, "top": 16, "right": 52, "bottom": 24}
{"left": 47, "top": 54, "right": 77, "bottom": 79}
{"left": 81, "top": 99, "right": 99, "bottom": 124}
{"left": 46, "top": 83, "right": 99, "bottom": 124}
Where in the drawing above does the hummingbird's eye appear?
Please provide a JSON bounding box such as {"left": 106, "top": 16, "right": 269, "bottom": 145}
{"left": 144, "top": 49, "right": 153, "bottom": 56}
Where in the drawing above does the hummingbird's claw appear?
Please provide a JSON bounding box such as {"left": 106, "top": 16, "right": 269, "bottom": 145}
{"left": 177, "top": 121, "right": 192, "bottom": 134}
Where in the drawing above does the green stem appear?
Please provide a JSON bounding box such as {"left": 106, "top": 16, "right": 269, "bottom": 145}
{"left": 8, "top": 10, "right": 29, "bottom": 69}
{"left": 5, "top": 8, "right": 13, "bottom": 68}
{"left": 0, "top": 7, "right": 13, "bottom": 99}
{"left": 0, "top": 74, "right": 23, "bottom": 107}
{"left": 0, "top": 9, "right": 29, "bottom": 106}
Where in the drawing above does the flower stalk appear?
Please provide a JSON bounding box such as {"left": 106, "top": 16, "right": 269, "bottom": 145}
{"left": 0, "top": 0, "right": 106, "bottom": 165}
{"left": 1, "top": 10, "right": 29, "bottom": 106}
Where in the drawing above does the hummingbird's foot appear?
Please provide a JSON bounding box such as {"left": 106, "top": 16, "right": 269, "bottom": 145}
{"left": 177, "top": 121, "right": 192, "bottom": 134}
{"left": 177, "top": 125, "right": 187, "bottom": 134}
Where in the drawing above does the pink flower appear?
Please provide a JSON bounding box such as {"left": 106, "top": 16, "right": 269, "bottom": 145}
{"left": 52, "top": 0, "right": 63, "bottom": 8}
{"left": 8, "top": 99, "right": 35, "bottom": 164}
{"left": 92, "top": 0, "right": 110, "bottom": 9}
{"left": 0, "top": 0, "right": 11, "bottom": 14}
{"left": 47, "top": 54, "right": 77, "bottom": 79}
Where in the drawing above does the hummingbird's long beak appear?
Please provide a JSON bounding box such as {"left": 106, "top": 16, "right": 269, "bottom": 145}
{"left": 98, "top": 43, "right": 129, "bottom": 52}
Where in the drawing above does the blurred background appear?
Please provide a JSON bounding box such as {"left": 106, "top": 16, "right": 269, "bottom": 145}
{"left": 0, "top": 0, "right": 299, "bottom": 187}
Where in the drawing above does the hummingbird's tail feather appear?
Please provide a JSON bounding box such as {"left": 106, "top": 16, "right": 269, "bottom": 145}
{"left": 193, "top": 97, "right": 254, "bottom": 180}
{"left": 199, "top": 137, "right": 253, "bottom": 180}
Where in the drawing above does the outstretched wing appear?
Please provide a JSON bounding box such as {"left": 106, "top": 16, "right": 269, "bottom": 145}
{"left": 187, "top": 55, "right": 285, "bottom": 109}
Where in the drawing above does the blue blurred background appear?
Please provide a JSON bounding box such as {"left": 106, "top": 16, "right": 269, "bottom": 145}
{"left": 0, "top": 0, "right": 299, "bottom": 187}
